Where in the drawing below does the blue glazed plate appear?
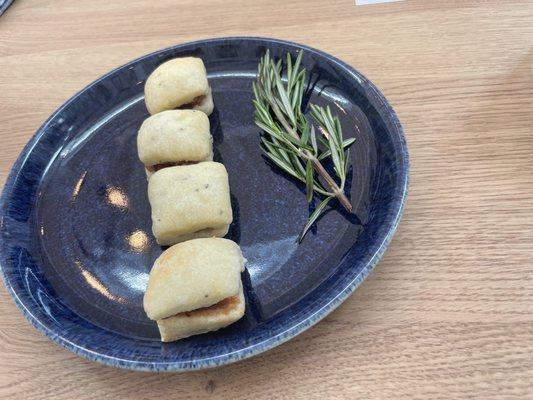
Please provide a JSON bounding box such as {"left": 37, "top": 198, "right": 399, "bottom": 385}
{"left": 0, "top": 37, "right": 408, "bottom": 371}
{"left": 0, "top": 0, "right": 14, "bottom": 16}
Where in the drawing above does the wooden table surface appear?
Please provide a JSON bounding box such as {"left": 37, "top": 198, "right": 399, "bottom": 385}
{"left": 1, "top": 0, "right": 532, "bottom": 398}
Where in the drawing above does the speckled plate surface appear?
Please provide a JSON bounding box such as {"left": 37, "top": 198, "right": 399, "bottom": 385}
{"left": 0, "top": 37, "right": 408, "bottom": 371}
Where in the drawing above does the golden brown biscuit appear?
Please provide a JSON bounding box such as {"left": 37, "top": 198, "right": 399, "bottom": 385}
{"left": 137, "top": 110, "right": 212, "bottom": 174}
{"left": 144, "top": 57, "right": 213, "bottom": 115}
{"left": 147, "top": 162, "right": 232, "bottom": 246}
{"left": 143, "top": 238, "right": 245, "bottom": 321}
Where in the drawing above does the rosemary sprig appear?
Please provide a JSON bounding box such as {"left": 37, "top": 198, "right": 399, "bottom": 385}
{"left": 253, "top": 50, "right": 356, "bottom": 241}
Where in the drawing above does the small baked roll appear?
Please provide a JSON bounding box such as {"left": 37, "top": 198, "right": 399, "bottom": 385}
{"left": 144, "top": 57, "right": 213, "bottom": 116}
{"left": 137, "top": 110, "right": 212, "bottom": 176}
{"left": 147, "top": 162, "right": 232, "bottom": 246}
{"left": 143, "top": 238, "right": 246, "bottom": 341}
{"left": 157, "top": 283, "right": 245, "bottom": 342}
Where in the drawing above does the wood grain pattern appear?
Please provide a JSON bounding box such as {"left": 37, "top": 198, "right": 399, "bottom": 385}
{"left": 0, "top": 0, "right": 532, "bottom": 398}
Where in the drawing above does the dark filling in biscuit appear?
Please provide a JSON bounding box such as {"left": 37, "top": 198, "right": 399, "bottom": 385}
{"left": 146, "top": 161, "right": 195, "bottom": 173}
{"left": 161, "top": 294, "right": 241, "bottom": 320}
{"left": 177, "top": 94, "right": 206, "bottom": 109}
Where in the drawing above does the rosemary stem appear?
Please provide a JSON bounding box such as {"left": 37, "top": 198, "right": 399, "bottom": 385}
{"left": 310, "top": 157, "right": 353, "bottom": 213}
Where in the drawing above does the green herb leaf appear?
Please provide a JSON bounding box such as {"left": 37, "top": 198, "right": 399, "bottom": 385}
{"left": 310, "top": 125, "right": 318, "bottom": 153}
{"left": 318, "top": 138, "right": 356, "bottom": 160}
{"left": 305, "top": 160, "right": 314, "bottom": 202}
{"left": 298, "top": 196, "right": 333, "bottom": 242}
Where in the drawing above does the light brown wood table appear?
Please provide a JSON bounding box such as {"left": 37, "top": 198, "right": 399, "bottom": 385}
{"left": 0, "top": 0, "right": 532, "bottom": 398}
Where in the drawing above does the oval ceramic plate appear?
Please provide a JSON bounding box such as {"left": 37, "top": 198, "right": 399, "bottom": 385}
{"left": 0, "top": 37, "right": 408, "bottom": 371}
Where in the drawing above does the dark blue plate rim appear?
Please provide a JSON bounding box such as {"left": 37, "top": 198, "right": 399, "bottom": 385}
{"left": 0, "top": 0, "right": 15, "bottom": 17}
{"left": 0, "top": 36, "right": 409, "bottom": 371}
